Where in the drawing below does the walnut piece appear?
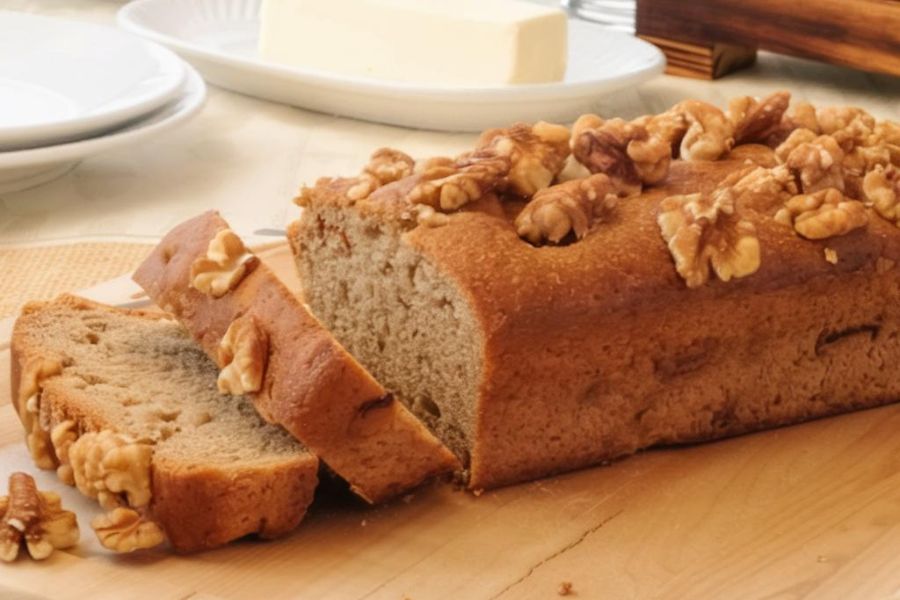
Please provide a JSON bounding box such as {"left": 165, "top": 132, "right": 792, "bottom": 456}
{"left": 727, "top": 91, "right": 791, "bottom": 146}
{"left": 784, "top": 135, "right": 845, "bottom": 193}
{"left": 68, "top": 430, "right": 154, "bottom": 510}
{"left": 92, "top": 507, "right": 164, "bottom": 553}
{"left": 658, "top": 188, "right": 761, "bottom": 288}
{"left": 515, "top": 174, "right": 619, "bottom": 244}
{"left": 774, "top": 128, "right": 818, "bottom": 163}
{"left": 782, "top": 101, "right": 820, "bottom": 134}
{"left": 50, "top": 420, "right": 78, "bottom": 486}
{"left": 409, "top": 152, "right": 510, "bottom": 211}
{"left": 864, "top": 165, "right": 900, "bottom": 225}
{"left": 0, "top": 472, "right": 79, "bottom": 562}
{"left": 774, "top": 188, "right": 868, "bottom": 240}
{"left": 406, "top": 121, "right": 570, "bottom": 212}
{"left": 672, "top": 99, "right": 734, "bottom": 161}
{"left": 346, "top": 148, "right": 415, "bottom": 200}
{"left": 18, "top": 357, "right": 64, "bottom": 471}
{"left": 720, "top": 164, "right": 799, "bottom": 212}
{"left": 217, "top": 315, "right": 269, "bottom": 395}
{"left": 486, "top": 121, "right": 570, "bottom": 196}
{"left": 190, "top": 229, "right": 258, "bottom": 298}
{"left": 570, "top": 115, "right": 667, "bottom": 190}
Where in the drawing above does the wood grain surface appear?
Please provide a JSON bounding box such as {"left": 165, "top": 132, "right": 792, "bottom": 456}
{"left": 2, "top": 246, "right": 900, "bottom": 599}
{"left": 637, "top": 0, "right": 900, "bottom": 77}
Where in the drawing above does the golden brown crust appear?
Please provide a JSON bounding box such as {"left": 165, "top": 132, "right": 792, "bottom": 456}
{"left": 295, "top": 141, "right": 900, "bottom": 490}
{"left": 10, "top": 295, "right": 319, "bottom": 553}
{"left": 133, "top": 212, "right": 459, "bottom": 503}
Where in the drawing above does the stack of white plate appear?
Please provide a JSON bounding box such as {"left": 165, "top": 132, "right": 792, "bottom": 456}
{"left": 0, "top": 10, "right": 207, "bottom": 194}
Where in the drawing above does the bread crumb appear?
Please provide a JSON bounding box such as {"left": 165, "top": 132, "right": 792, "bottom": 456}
{"left": 558, "top": 581, "right": 574, "bottom": 596}
{"left": 361, "top": 519, "right": 368, "bottom": 527}
{"left": 472, "top": 488, "right": 484, "bottom": 497}
{"left": 824, "top": 248, "right": 838, "bottom": 264}
{"left": 402, "top": 494, "right": 415, "bottom": 504}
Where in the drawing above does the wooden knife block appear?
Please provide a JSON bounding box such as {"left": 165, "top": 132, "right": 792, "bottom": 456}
{"left": 636, "top": 0, "right": 900, "bottom": 79}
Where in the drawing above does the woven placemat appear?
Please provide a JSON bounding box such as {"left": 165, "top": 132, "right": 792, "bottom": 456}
{"left": 0, "top": 243, "right": 154, "bottom": 318}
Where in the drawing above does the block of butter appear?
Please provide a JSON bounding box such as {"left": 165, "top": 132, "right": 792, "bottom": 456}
{"left": 258, "top": 0, "right": 568, "bottom": 85}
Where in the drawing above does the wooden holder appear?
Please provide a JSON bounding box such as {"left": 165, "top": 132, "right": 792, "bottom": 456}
{"left": 637, "top": 0, "right": 900, "bottom": 79}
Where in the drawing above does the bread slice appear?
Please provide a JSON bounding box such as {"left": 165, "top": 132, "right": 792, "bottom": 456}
{"left": 10, "top": 295, "right": 318, "bottom": 552}
{"left": 133, "top": 211, "right": 459, "bottom": 503}
{"left": 289, "top": 145, "right": 900, "bottom": 491}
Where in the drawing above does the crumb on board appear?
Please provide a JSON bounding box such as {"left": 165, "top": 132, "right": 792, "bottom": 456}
{"left": 558, "top": 581, "right": 574, "bottom": 596}
{"left": 472, "top": 488, "right": 484, "bottom": 497}
{"left": 361, "top": 519, "right": 367, "bottom": 527}
{"left": 402, "top": 494, "right": 415, "bottom": 504}
{"left": 824, "top": 248, "right": 838, "bottom": 264}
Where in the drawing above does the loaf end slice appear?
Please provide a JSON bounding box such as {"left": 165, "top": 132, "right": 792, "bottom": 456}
{"left": 133, "top": 211, "right": 460, "bottom": 503}
{"left": 10, "top": 295, "right": 318, "bottom": 552}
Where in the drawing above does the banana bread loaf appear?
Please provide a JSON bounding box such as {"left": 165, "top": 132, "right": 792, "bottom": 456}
{"left": 134, "top": 212, "right": 459, "bottom": 502}
{"left": 11, "top": 295, "right": 318, "bottom": 552}
{"left": 289, "top": 93, "right": 900, "bottom": 489}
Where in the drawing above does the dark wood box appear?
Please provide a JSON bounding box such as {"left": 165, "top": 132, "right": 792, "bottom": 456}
{"left": 636, "top": 0, "right": 900, "bottom": 79}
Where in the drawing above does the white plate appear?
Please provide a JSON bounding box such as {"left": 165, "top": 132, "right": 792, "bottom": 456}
{"left": 0, "top": 66, "right": 206, "bottom": 194}
{"left": 118, "top": 0, "right": 664, "bottom": 132}
{"left": 0, "top": 11, "right": 187, "bottom": 151}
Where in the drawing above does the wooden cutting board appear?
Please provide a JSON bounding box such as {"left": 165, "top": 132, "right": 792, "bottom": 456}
{"left": 3, "top": 244, "right": 900, "bottom": 599}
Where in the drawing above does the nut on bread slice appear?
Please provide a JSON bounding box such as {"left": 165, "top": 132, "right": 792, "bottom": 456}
{"left": 10, "top": 295, "right": 318, "bottom": 553}
{"left": 133, "top": 211, "right": 460, "bottom": 503}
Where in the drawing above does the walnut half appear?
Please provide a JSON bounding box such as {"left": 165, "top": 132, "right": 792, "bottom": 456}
{"left": 190, "top": 229, "right": 258, "bottom": 298}
{"left": 68, "top": 430, "right": 154, "bottom": 510}
{"left": 864, "top": 165, "right": 900, "bottom": 225}
{"left": 658, "top": 188, "right": 761, "bottom": 288}
{"left": 92, "top": 508, "right": 164, "bottom": 553}
{"left": 515, "top": 174, "right": 619, "bottom": 244}
{"left": 217, "top": 315, "right": 268, "bottom": 395}
{"left": 774, "top": 188, "right": 868, "bottom": 240}
{"left": 17, "top": 357, "right": 64, "bottom": 471}
{"left": 0, "top": 472, "right": 79, "bottom": 562}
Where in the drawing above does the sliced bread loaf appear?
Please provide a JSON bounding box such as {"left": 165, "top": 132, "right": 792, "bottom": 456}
{"left": 289, "top": 107, "right": 900, "bottom": 490}
{"left": 10, "top": 295, "right": 318, "bottom": 553}
{"left": 133, "top": 211, "right": 459, "bottom": 503}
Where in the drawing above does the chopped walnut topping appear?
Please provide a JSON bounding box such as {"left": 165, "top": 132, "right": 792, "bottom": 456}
{"left": 774, "top": 128, "right": 818, "bottom": 163}
{"left": 658, "top": 188, "right": 760, "bottom": 288}
{"left": 346, "top": 148, "right": 415, "bottom": 200}
{"left": 728, "top": 91, "right": 791, "bottom": 145}
{"left": 816, "top": 106, "right": 876, "bottom": 137}
{"left": 190, "top": 229, "right": 258, "bottom": 298}
{"left": 775, "top": 188, "right": 868, "bottom": 240}
{"left": 570, "top": 116, "right": 665, "bottom": 190}
{"left": 92, "top": 508, "right": 164, "bottom": 553}
{"left": 477, "top": 121, "right": 570, "bottom": 196}
{"left": 50, "top": 420, "right": 78, "bottom": 486}
{"left": 68, "top": 430, "right": 154, "bottom": 510}
{"left": 217, "top": 315, "right": 268, "bottom": 395}
{"left": 407, "top": 122, "right": 569, "bottom": 212}
{"left": 0, "top": 473, "right": 79, "bottom": 562}
{"left": 409, "top": 153, "right": 509, "bottom": 211}
{"left": 515, "top": 174, "right": 619, "bottom": 244}
{"left": 721, "top": 164, "right": 798, "bottom": 212}
{"left": 17, "top": 357, "right": 64, "bottom": 471}
{"left": 784, "top": 135, "right": 845, "bottom": 193}
{"left": 782, "top": 101, "right": 820, "bottom": 134}
{"left": 672, "top": 99, "right": 734, "bottom": 161}
{"left": 626, "top": 120, "right": 674, "bottom": 185}
{"left": 864, "top": 165, "right": 900, "bottom": 225}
